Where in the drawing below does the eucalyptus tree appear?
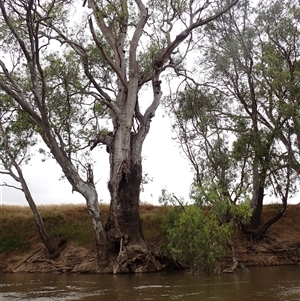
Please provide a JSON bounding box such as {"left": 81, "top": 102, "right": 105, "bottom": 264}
{"left": 0, "top": 0, "right": 239, "bottom": 272}
{"left": 168, "top": 85, "right": 243, "bottom": 202}
{"left": 197, "top": 1, "right": 283, "bottom": 234}
{"left": 255, "top": 0, "right": 300, "bottom": 175}
{"left": 247, "top": 0, "right": 300, "bottom": 233}
{"left": 169, "top": 0, "right": 300, "bottom": 237}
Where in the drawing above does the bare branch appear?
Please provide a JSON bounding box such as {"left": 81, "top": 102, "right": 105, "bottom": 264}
{"left": 155, "top": 0, "right": 239, "bottom": 71}
{"left": 1, "top": 182, "right": 23, "bottom": 192}
{"left": 0, "top": 169, "right": 20, "bottom": 182}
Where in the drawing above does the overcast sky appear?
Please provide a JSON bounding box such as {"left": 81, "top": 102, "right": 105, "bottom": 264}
{"left": 0, "top": 107, "right": 194, "bottom": 206}
{"left": 1, "top": 106, "right": 299, "bottom": 206}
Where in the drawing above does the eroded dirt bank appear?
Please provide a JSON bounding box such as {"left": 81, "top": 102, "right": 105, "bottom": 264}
{"left": 0, "top": 204, "right": 299, "bottom": 273}
{"left": 232, "top": 204, "right": 300, "bottom": 267}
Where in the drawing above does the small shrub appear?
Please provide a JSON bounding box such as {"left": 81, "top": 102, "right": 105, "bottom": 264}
{"left": 159, "top": 188, "right": 251, "bottom": 273}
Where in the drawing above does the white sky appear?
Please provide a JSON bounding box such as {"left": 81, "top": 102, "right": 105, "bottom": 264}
{"left": 0, "top": 106, "right": 194, "bottom": 206}
{"left": 2, "top": 105, "right": 299, "bottom": 207}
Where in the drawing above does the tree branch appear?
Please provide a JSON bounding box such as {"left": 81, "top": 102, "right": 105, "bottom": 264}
{"left": 0, "top": 61, "right": 44, "bottom": 129}
{"left": 1, "top": 182, "right": 23, "bottom": 192}
{"left": 0, "top": 1, "right": 31, "bottom": 62}
{"left": 88, "top": 0, "right": 117, "bottom": 53}
{"left": 155, "top": 0, "right": 239, "bottom": 71}
{"left": 129, "top": 0, "right": 149, "bottom": 79}
{"left": 89, "top": 18, "right": 128, "bottom": 90}
{"left": 88, "top": 132, "right": 114, "bottom": 150}
{"left": 46, "top": 24, "right": 120, "bottom": 116}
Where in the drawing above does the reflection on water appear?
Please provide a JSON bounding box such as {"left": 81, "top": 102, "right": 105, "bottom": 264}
{"left": 0, "top": 266, "right": 299, "bottom": 301}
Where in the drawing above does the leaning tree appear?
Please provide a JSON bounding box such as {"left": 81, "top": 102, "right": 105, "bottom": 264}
{"left": 0, "top": 96, "right": 63, "bottom": 257}
{"left": 0, "top": 0, "right": 239, "bottom": 273}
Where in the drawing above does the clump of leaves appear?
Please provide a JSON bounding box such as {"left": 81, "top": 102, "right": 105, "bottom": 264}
{"left": 159, "top": 187, "right": 251, "bottom": 273}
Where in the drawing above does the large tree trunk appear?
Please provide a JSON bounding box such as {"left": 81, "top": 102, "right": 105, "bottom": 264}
{"left": 249, "top": 163, "right": 264, "bottom": 230}
{"left": 104, "top": 130, "right": 161, "bottom": 273}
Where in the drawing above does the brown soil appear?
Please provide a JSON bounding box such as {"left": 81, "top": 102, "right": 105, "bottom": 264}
{"left": 0, "top": 241, "right": 98, "bottom": 273}
{"left": 0, "top": 204, "right": 299, "bottom": 273}
{"left": 228, "top": 204, "right": 300, "bottom": 268}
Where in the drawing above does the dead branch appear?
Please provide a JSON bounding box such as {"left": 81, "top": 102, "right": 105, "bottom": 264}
{"left": 0, "top": 182, "right": 23, "bottom": 191}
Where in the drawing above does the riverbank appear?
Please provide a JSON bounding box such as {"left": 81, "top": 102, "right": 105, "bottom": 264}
{"left": 0, "top": 203, "right": 299, "bottom": 273}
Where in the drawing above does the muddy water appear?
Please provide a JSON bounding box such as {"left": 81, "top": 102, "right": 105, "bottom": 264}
{"left": 0, "top": 266, "right": 299, "bottom": 300}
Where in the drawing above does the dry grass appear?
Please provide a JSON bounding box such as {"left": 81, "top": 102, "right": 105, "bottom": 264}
{"left": 0, "top": 203, "right": 165, "bottom": 254}
{"left": 0, "top": 204, "right": 94, "bottom": 253}
{"left": 260, "top": 204, "right": 300, "bottom": 242}
{"left": 1, "top": 203, "right": 298, "bottom": 256}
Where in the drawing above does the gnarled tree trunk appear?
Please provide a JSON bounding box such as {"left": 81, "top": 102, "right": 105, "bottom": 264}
{"left": 106, "top": 158, "right": 160, "bottom": 273}
{"left": 104, "top": 118, "right": 162, "bottom": 273}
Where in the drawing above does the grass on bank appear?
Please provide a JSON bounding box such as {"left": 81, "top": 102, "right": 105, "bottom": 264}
{"left": 0, "top": 203, "right": 299, "bottom": 257}
{"left": 0, "top": 204, "right": 98, "bottom": 253}
{"left": 0, "top": 203, "right": 165, "bottom": 254}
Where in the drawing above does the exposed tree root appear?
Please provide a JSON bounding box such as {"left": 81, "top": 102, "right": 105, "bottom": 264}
{"left": 11, "top": 247, "right": 43, "bottom": 272}
{"left": 112, "top": 243, "right": 163, "bottom": 274}
{"left": 31, "top": 258, "right": 73, "bottom": 273}
{"left": 48, "top": 237, "right": 68, "bottom": 259}
{"left": 223, "top": 245, "right": 240, "bottom": 274}
{"left": 223, "top": 256, "right": 239, "bottom": 273}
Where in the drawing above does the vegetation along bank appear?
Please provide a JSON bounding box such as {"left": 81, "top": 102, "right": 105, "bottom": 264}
{"left": 0, "top": 203, "right": 299, "bottom": 274}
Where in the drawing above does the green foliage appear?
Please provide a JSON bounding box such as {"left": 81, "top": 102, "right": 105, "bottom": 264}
{"left": 0, "top": 95, "right": 37, "bottom": 172}
{"left": 160, "top": 188, "right": 251, "bottom": 273}
{"left": 138, "top": 40, "right": 166, "bottom": 73}
{"left": 167, "top": 0, "right": 300, "bottom": 228}
{"left": 191, "top": 184, "right": 252, "bottom": 224}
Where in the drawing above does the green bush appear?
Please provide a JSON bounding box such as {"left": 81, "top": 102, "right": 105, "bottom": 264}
{"left": 159, "top": 188, "right": 251, "bottom": 273}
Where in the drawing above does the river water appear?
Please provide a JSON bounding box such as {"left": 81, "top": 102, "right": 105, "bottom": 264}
{"left": 0, "top": 266, "right": 299, "bottom": 300}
